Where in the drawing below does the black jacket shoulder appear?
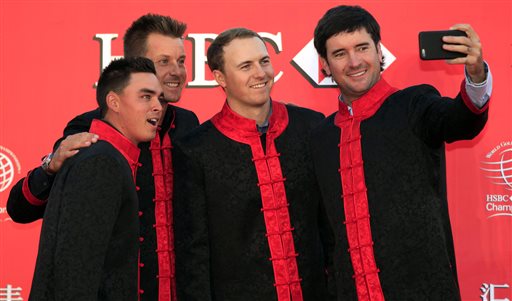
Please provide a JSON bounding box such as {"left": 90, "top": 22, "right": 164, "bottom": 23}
{"left": 311, "top": 112, "right": 336, "bottom": 137}
{"left": 168, "top": 105, "right": 199, "bottom": 141}
{"left": 61, "top": 109, "right": 100, "bottom": 139}
{"left": 174, "top": 120, "right": 215, "bottom": 149}
{"left": 285, "top": 103, "right": 325, "bottom": 121}
{"left": 283, "top": 103, "right": 325, "bottom": 135}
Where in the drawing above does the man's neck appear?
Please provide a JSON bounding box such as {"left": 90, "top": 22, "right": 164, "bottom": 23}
{"left": 102, "top": 116, "right": 129, "bottom": 142}
{"left": 159, "top": 103, "right": 169, "bottom": 126}
{"left": 227, "top": 99, "right": 271, "bottom": 126}
{"left": 339, "top": 94, "right": 353, "bottom": 108}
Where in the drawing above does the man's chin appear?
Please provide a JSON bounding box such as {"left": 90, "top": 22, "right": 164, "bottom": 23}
{"left": 163, "top": 88, "right": 183, "bottom": 103}
{"left": 164, "top": 95, "right": 181, "bottom": 103}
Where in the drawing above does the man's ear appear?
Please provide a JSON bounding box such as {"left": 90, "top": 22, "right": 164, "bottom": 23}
{"left": 106, "top": 91, "right": 121, "bottom": 113}
{"left": 377, "top": 42, "right": 383, "bottom": 64}
{"left": 212, "top": 70, "right": 227, "bottom": 88}
{"left": 320, "top": 57, "right": 331, "bottom": 77}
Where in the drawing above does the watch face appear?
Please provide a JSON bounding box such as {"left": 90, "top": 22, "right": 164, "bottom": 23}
{"left": 41, "top": 153, "right": 53, "bottom": 172}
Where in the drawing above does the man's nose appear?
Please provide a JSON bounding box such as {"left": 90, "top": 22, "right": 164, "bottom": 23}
{"left": 253, "top": 64, "right": 266, "bottom": 78}
{"left": 347, "top": 52, "right": 362, "bottom": 67}
{"left": 152, "top": 97, "right": 163, "bottom": 112}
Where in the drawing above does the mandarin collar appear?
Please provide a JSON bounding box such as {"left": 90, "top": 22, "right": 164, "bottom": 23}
{"left": 213, "top": 100, "right": 286, "bottom": 134}
{"left": 211, "top": 99, "right": 288, "bottom": 144}
{"left": 89, "top": 119, "right": 140, "bottom": 165}
{"left": 336, "top": 78, "right": 398, "bottom": 122}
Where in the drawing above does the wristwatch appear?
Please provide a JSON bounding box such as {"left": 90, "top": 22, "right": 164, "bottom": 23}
{"left": 41, "top": 152, "right": 54, "bottom": 175}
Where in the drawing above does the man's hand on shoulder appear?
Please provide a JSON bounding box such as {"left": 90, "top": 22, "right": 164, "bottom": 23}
{"left": 46, "top": 132, "right": 99, "bottom": 174}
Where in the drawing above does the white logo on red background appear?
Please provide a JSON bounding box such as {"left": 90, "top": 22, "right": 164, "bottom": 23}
{"left": 0, "top": 146, "right": 21, "bottom": 193}
{"left": 95, "top": 32, "right": 285, "bottom": 88}
{"left": 481, "top": 141, "right": 512, "bottom": 218}
{"left": 480, "top": 283, "right": 510, "bottom": 301}
{"left": 95, "top": 33, "right": 395, "bottom": 88}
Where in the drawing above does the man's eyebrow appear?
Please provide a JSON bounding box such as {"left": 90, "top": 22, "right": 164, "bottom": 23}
{"left": 236, "top": 60, "right": 253, "bottom": 68}
{"left": 330, "top": 42, "right": 370, "bottom": 55}
{"left": 139, "top": 88, "right": 158, "bottom": 94}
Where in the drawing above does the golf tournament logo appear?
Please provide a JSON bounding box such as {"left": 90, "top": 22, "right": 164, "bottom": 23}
{"left": 480, "top": 141, "right": 512, "bottom": 218}
{"left": 0, "top": 145, "right": 21, "bottom": 193}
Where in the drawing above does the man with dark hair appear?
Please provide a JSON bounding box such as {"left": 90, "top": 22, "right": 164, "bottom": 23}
{"left": 173, "top": 27, "right": 332, "bottom": 301}
{"left": 124, "top": 14, "right": 187, "bottom": 103}
{"left": 29, "top": 57, "right": 163, "bottom": 300}
{"left": 311, "top": 5, "right": 492, "bottom": 300}
{"left": 7, "top": 14, "right": 198, "bottom": 301}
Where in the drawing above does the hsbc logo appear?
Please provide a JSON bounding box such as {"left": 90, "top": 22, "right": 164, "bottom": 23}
{"left": 94, "top": 32, "right": 395, "bottom": 88}
{"left": 94, "top": 32, "right": 283, "bottom": 87}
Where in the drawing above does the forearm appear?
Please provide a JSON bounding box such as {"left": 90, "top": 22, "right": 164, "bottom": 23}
{"left": 27, "top": 167, "right": 55, "bottom": 200}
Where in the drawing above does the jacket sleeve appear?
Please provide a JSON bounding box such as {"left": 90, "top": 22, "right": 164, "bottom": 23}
{"left": 6, "top": 169, "right": 50, "bottom": 223}
{"left": 6, "top": 109, "right": 97, "bottom": 223}
{"left": 173, "top": 141, "right": 212, "bottom": 301}
{"left": 406, "top": 83, "right": 489, "bottom": 147}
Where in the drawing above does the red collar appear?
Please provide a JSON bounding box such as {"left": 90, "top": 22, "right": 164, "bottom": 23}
{"left": 335, "top": 78, "right": 398, "bottom": 124}
{"left": 89, "top": 119, "right": 140, "bottom": 166}
{"left": 211, "top": 100, "right": 288, "bottom": 144}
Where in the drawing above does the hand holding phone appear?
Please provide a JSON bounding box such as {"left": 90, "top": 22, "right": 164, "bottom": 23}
{"left": 419, "top": 30, "right": 468, "bottom": 60}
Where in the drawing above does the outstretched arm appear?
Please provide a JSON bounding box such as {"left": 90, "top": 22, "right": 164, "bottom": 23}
{"left": 6, "top": 109, "right": 99, "bottom": 223}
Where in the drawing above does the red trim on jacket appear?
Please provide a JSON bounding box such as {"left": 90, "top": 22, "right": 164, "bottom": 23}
{"left": 149, "top": 109, "right": 176, "bottom": 301}
{"left": 211, "top": 101, "right": 304, "bottom": 301}
{"left": 89, "top": 119, "right": 140, "bottom": 178}
{"left": 334, "top": 79, "right": 397, "bottom": 301}
{"left": 460, "top": 80, "right": 490, "bottom": 115}
{"left": 22, "top": 170, "right": 47, "bottom": 206}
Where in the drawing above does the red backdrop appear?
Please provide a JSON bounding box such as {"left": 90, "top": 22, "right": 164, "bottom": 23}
{"left": 1, "top": 1, "right": 510, "bottom": 300}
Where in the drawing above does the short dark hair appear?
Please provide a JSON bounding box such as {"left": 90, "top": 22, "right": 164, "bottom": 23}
{"left": 314, "top": 5, "right": 383, "bottom": 68}
{"left": 123, "top": 14, "right": 187, "bottom": 58}
{"left": 207, "top": 27, "right": 265, "bottom": 72}
{"left": 96, "top": 57, "right": 156, "bottom": 117}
